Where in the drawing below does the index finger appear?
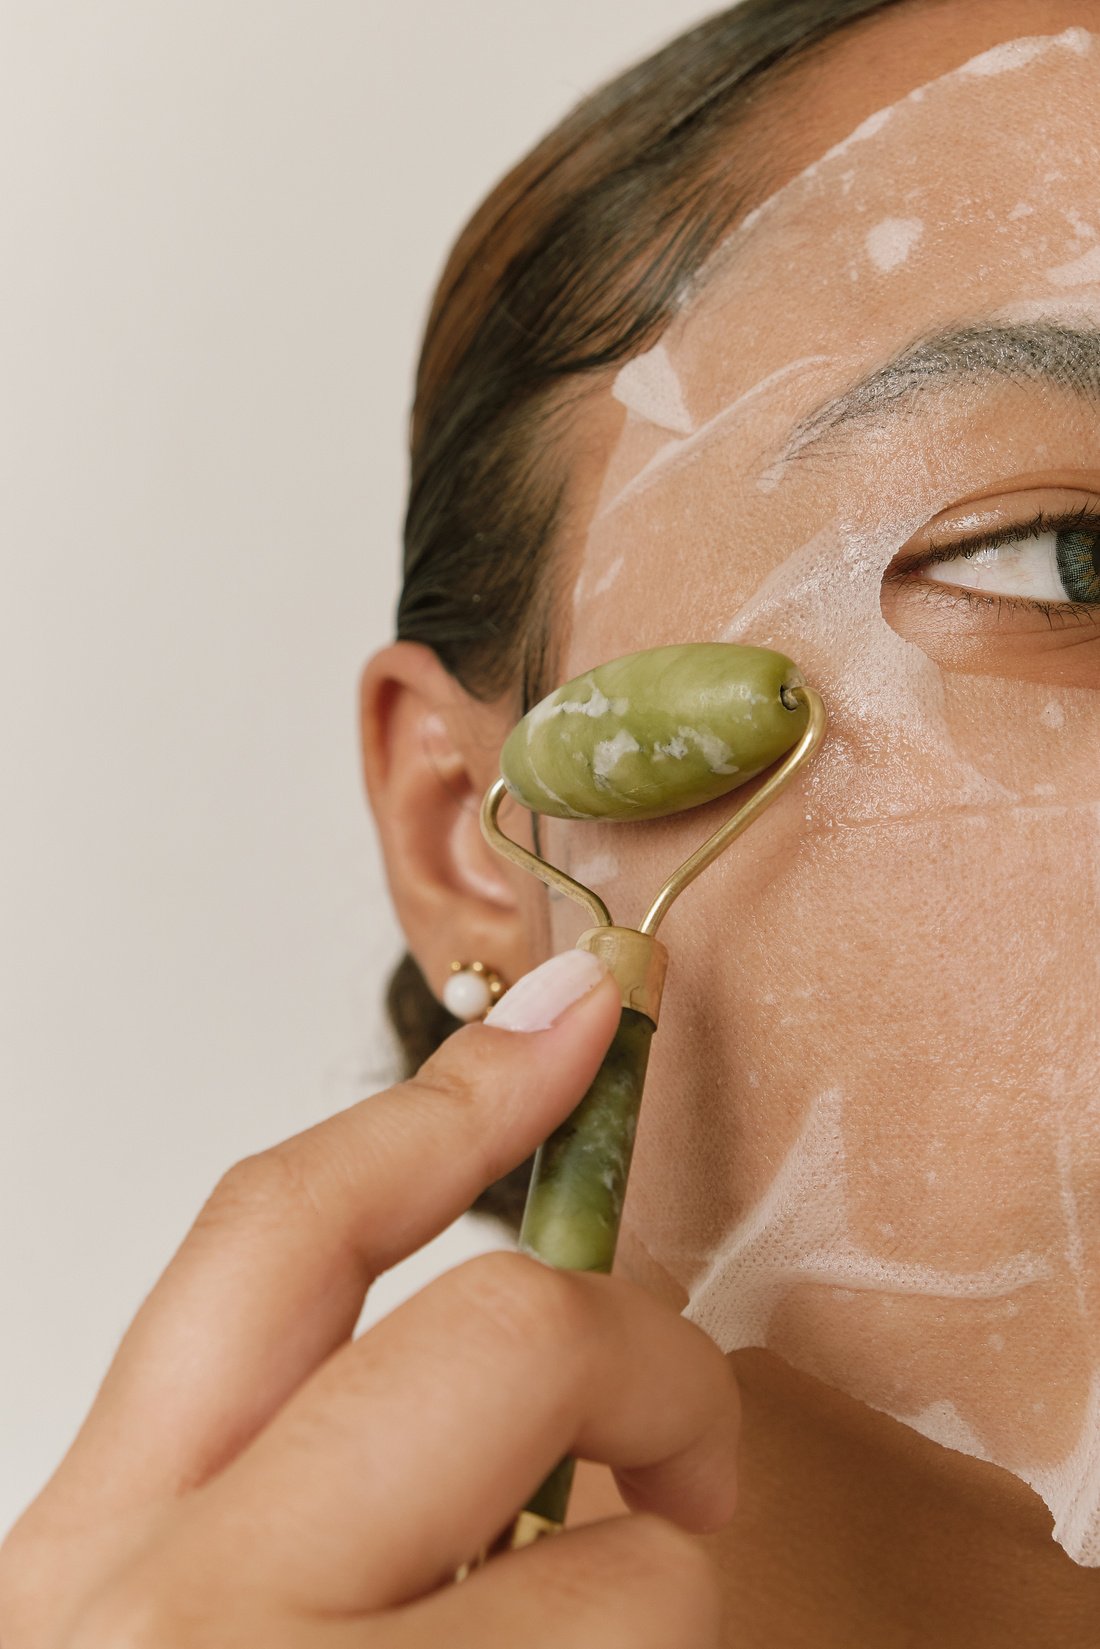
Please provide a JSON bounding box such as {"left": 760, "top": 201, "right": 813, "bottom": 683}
{"left": 48, "top": 951, "right": 621, "bottom": 1512}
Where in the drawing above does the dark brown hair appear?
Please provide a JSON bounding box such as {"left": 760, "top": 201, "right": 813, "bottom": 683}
{"left": 385, "top": 0, "right": 906, "bottom": 1228}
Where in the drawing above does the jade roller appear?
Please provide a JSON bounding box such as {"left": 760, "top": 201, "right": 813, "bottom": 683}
{"left": 452, "top": 641, "right": 826, "bottom": 1583}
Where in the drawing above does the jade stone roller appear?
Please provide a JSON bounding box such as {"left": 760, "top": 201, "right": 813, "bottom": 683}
{"left": 452, "top": 641, "right": 827, "bottom": 1583}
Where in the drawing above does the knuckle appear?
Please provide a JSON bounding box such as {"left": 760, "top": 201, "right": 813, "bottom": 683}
{"left": 0, "top": 1505, "right": 95, "bottom": 1644}
{"left": 604, "top": 1515, "right": 723, "bottom": 1640}
{"left": 197, "top": 1145, "right": 318, "bottom": 1232}
{"left": 547, "top": 1515, "right": 721, "bottom": 1647}
{"left": 406, "top": 1043, "right": 481, "bottom": 1115}
{"left": 403, "top": 1056, "right": 490, "bottom": 1154}
{"left": 0, "top": 1523, "right": 42, "bottom": 1638}
{"left": 63, "top": 1553, "right": 233, "bottom": 1649}
{"left": 624, "top": 1511, "right": 719, "bottom": 1590}
{"left": 445, "top": 1250, "right": 591, "bottom": 1362}
{"left": 62, "top": 1577, "right": 166, "bottom": 1649}
{"left": 396, "top": 1027, "right": 532, "bottom": 1192}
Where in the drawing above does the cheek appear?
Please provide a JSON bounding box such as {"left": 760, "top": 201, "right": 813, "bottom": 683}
{"left": 636, "top": 802, "right": 1096, "bottom": 1234}
{"left": 621, "top": 788, "right": 1100, "bottom": 1458}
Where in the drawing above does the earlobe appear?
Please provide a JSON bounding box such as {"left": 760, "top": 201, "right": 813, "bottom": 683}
{"left": 357, "top": 641, "right": 528, "bottom": 1000}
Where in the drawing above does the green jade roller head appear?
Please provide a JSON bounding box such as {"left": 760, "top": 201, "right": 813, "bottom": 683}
{"left": 453, "top": 641, "right": 827, "bottom": 1581}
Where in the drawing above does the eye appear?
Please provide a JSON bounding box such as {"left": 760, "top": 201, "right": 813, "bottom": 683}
{"left": 893, "top": 504, "right": 1100, "bottom": 614}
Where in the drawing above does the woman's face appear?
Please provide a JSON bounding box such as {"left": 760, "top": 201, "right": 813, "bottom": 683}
{"left": 538, "top": 10, "right": 1100, "bottom": 1562}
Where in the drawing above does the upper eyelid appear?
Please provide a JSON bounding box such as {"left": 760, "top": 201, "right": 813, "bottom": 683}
{"left": 900, "top": 501, "right": 1100, "bottom": 568}
{"left": 885, "top": 504, "right": 1100, "bottom": 620}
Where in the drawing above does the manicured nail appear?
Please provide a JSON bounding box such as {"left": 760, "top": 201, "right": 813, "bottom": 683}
{"left": 483, "top": 949, "right": 610, "bottom": 1032}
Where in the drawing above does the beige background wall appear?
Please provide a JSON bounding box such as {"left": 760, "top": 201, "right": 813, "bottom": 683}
{"left": 0, "top": 0, "right": 715, "bottom": 1532}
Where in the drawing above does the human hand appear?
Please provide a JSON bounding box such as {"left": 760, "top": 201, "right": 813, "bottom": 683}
{"left": 0, "top": 948, "right": 740, "bottom": 1646}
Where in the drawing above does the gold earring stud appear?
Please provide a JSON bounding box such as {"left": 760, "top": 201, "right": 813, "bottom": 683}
{"left": 442, "top": 959, "right": 507, "bottom": 1022}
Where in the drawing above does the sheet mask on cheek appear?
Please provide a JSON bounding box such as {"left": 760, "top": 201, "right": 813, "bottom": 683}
{"left": 548, "top": 28, "right": 1100, "bottom": 1563}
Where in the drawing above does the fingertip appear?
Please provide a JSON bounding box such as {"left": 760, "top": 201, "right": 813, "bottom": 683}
{"left": 480, "top": 948, "right": 616, "bottom": 1035}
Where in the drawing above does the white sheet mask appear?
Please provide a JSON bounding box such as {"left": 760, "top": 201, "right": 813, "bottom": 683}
{"left": 550, "top": 27, "right": 1100, "bottom": 1563}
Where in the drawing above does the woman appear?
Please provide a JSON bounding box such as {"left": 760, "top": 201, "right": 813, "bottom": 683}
{"left": 4, "top": 0, "right": 1100, "bottom": 1641}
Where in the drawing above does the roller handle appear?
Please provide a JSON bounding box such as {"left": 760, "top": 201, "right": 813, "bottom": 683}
{"left": 453, "top": 1005, "right": 657, "bottom": 1580}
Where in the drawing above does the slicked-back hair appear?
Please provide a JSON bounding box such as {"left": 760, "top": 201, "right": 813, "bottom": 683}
{"left": 386, "top": 0, "right": 908, "bottom": 1229}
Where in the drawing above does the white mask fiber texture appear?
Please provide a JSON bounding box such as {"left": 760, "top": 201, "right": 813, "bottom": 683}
{"left": 556, "top": 28, "right": 1100, "bottom": 1564}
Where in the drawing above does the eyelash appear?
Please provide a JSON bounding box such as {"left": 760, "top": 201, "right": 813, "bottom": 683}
{"left": 891, "top": 502, "right": 1100, "bottom": 625}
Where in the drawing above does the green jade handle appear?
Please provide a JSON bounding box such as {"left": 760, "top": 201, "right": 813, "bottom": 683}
{"left": 515, "top": 1000, "right": 657, "bottom": 1527}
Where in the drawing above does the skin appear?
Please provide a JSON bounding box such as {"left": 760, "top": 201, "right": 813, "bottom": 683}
{"left": 4, "top": 3, "right": 1098, "bottom": 1647}
{"left": 360, "top": 1, "right": 1100, "bottom": 1645}
{"left": 0, "top": 970, "right": 740, "bottom": 1646}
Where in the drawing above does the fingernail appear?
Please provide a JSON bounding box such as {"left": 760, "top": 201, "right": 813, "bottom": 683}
{"left": 483, "top": 949, "right": 610, "bottom": 1032}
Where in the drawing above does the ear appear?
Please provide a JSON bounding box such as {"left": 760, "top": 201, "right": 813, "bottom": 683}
{"left": 358, "top": 640, "right": 540, "bottom": 1005}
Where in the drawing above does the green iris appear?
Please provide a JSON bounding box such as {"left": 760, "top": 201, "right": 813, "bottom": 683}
{"left": 1056, "top": 530, "right": 1100, "bottom": 603}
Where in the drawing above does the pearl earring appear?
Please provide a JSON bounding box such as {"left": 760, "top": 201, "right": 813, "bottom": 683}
{"left": 443, "top": 959, "right": 507, "bottom": 1022}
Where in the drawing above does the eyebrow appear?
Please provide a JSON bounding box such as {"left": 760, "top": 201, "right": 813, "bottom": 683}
{"left": 774, "top": 319, "right": 1100, "bottom": 468}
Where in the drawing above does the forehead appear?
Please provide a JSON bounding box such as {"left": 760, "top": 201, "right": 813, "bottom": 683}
{"left": 664, "top": 26, "right": 1096, "bottom": 412}
{"left": 565, "top": 26, "right": 1100, "bottom": 659}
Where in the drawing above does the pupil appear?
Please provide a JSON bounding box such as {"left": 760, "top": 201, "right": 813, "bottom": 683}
{"left": 1055, "top": 529, "right": 1100, "bottom": 603}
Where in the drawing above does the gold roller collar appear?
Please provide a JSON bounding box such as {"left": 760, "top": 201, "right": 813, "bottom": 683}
{"left": 574, "top": 925, "right": 668, "bottom": 1025}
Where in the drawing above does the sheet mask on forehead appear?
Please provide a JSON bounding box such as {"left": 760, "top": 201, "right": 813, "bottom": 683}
{"left": 551, "top": 28, "right": 1100, "bottom": 1563}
